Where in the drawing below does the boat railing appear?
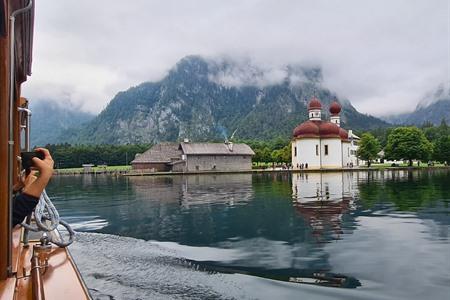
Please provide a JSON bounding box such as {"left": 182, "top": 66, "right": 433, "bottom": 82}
{"left": 30, "top": 236, "right": 52, "bottom": 300}
{"left": 18, "top": 106, "right": 33, "bottom": 246}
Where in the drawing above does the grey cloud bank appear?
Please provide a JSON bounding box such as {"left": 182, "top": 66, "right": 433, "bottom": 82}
{"left": 22, "top": 0, "right": 449, "bottom": 116}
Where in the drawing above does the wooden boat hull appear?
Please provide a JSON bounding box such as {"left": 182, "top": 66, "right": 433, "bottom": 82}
{"left": 1, "top": 229, "right": 91, "bottom": 299}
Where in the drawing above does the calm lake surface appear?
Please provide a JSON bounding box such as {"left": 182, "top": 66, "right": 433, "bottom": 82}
{"left": 47, "top": 170, "right": 450, "bottom": 300}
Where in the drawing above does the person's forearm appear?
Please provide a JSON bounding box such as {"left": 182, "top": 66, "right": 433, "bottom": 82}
{"left": 22, "top": 171, "right": 52, "bottom": 198}
{"left": 13, "top": 194, "right": 39, "bottom": 226}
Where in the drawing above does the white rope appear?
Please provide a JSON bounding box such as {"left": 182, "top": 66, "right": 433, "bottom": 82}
{"left": 21, "top": 189, "right": 75, "bottom": 247}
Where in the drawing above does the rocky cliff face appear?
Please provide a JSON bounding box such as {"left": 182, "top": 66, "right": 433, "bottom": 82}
{"left": 60, "top": 56, "right": 388, "bottom": 144}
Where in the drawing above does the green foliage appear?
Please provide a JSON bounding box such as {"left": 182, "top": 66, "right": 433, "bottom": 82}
{"left": 366, "top": 127, "right": 394, "bottom": 148}
{"left": 45, "top": 143, "right": 151, "bottom": 169}
{"left": 271, "top": 145, "right": 291, "bottom": 163}
{"left": 433, "top": 135, "right": 450, "bottom": 163}
{"left": 240, "top": 138, "right": 291, "bottom": 164}
{"left": 357, "top": 133, "right": 381, "bottom": 166}
{"left": 357, "top": 170, "right": 450, "bottom": 211}
{"left": 384, "top": 127, "right": 433, "bottom": 165}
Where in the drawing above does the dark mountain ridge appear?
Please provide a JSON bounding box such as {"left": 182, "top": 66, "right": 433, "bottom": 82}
{"left": 30, "top": 100, "right": 94, "bottom": 146}
{"left": 383, "top": 85, "right": 450, "bottom": 126}
{"left": 59, "top": 56, "right": 389, "bottom": 144}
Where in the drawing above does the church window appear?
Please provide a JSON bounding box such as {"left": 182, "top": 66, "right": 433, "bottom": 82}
{"left": 315, "top": 145, "right": 319, "bottom": 156}
{"left": 325, "top": 145, "right": 329, "bottom": 155}
{"left": 294, "top": 146, "right": 297, "bottom": 157}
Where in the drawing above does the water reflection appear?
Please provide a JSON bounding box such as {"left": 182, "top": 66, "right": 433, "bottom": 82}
{"left": 292, "top": 173, "right": 356, "bottom": 242}
{"left": 48, "top": 170, "right": 450, "bottom": 249}
{"left": 47, "top": 170, "right": 450, "bottom": 299}
{"left": 129, "top": 174, "right": 254, "bottom": 208}
{"left": 356, "top": 169, "right": 450, "bottom": 216}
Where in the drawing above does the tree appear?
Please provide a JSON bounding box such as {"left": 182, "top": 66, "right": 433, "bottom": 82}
{"left": 47, "top": 143, "right": 150, "bottom": 168}
{"left": 261, "top": 147, "right": 272, "bottom": 163}
{"left": 252, "top": 148, "right": 263, "bottom": 165}
{"left": 271, "top": 149, "right": 283, "bottom": 163}
{"left": 281, "top": 145, "right": 291, "bottom": 163}
{"left": 357, "top": 133, "right": 381, "bottom": 167}
{"left": 433, "top": 135, "right": 450, "bottom": 164}
{"left": 384, "top": 127, "right": 433, "bottom": 166}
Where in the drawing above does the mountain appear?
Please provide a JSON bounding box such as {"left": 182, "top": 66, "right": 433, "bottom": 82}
{"left": 30, "top": 100, "right": 94, "bottom": 146}
{"left": 60, "top": 56, "right": 389, "bottom": 144}
{"left": 384, "top": 85, "right": 450, "bottom": 126}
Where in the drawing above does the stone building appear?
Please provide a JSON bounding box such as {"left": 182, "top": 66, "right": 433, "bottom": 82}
{"left": 131, "top": 143, "right": 183, "bottom": 172}
{"left": 131, "top": 141, "right": 255, "bottom": 172}
{"left": 291, "top": 96, "right": 361, "bottom": 169}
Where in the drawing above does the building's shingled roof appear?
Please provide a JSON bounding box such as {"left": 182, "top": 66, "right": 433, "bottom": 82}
{"left": 132, "top": 142, "right": 255, "bottom": 164}
{"left": 131, "top": 143, "right": 181, "bottom": 163}
{"left": 180, "top": 142, "right": 255, "bottom": 156}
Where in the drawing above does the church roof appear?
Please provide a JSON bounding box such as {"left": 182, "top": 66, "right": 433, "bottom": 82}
{"left": 329, "top": 100, "right": 342, "bottom": 115}
{"left": 339, "top": 128, "right": 349, "bottom": 141}
{"left": 293, "top": 120, "right": 342, "bottom": 139}
{"left": 308, "top": 96, "right": 322, "bottom": 110}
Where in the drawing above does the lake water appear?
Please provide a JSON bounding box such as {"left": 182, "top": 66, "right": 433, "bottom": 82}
{"left": 47, "top": 170, "right": 450, "bottom": 300}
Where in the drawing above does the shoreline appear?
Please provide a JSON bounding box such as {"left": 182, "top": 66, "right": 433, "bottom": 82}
{"left": 53, "top": 166, "right": 450, "bottom": 176}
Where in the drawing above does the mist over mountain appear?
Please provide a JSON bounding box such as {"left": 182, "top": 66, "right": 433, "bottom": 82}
{"left": 55, "top": 56, "right": 388, "bottom": 144}
{"left": 30, "top": 100, "right": 94, "bottom": 147}
{"left": 383, "top": 85, "right": 450, "bottom": 126}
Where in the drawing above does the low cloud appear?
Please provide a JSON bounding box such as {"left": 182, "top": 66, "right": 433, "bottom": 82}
{"left": 22, "top": 0, "right": 449, "bottom": 117}
{"left": 207, "top": 57, "right": 314, "bottom": 88}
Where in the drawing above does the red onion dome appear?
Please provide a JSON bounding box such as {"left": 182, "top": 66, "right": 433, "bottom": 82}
{"left": 308, "top": 96, "right": 322, "bottom": 110}
{"left": 329, "top": 100, "right": 342, "bottom": 115}
{"left": 339, "top": 128, "right": 349, "bottom": 141}
{"left": 293, "top": 120, "right": 320, "bottom": 138}
{"left": 318, "top": 122, "right": 340, "bottom": 138}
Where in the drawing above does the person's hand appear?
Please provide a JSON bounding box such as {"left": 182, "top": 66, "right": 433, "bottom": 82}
{"left": 31, "top": 148, "right": 54, "bottom": 178}
{"left": 22, "top": 149, "right": 54, "bottom": 198}
{"left": 23, "top": 170, "right": 38, "bottom": 188}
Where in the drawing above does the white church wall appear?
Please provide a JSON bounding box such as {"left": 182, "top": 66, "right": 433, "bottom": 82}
{"left": 292, "top": 141, "right": 299, "bottom": 169}
{"left": 295, "top": 138, "right": 321, "bottom": 169}
{"left": 320, "top": 138, "right": 342, "bottom": 168}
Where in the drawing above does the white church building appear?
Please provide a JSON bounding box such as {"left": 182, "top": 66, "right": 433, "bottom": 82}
{"left": 291, "top": 96, "right": 361, "bottom": 170}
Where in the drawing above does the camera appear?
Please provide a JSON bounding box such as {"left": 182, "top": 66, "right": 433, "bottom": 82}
{"left": 21, "top": 151, "right": 45, "bottom": 173}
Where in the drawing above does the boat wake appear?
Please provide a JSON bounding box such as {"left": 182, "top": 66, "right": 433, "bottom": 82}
{"left": 70, "top": 232, "right": 242, "bottom": 300}
{"left": 69, "top": 232, "right": 378, "bottom": 300}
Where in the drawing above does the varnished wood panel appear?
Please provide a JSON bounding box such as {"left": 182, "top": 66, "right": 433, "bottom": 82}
{"left": 0, "top": 0, "right": 11, "bottom": 281}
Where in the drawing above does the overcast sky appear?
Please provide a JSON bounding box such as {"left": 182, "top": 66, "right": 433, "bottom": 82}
{"left": 22, "top": 0, "right": 450, "bottom": 116}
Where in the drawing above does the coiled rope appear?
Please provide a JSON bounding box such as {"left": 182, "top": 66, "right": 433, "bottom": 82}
{"left": 21, "top": 189, "right": 75, "bottom": 247}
